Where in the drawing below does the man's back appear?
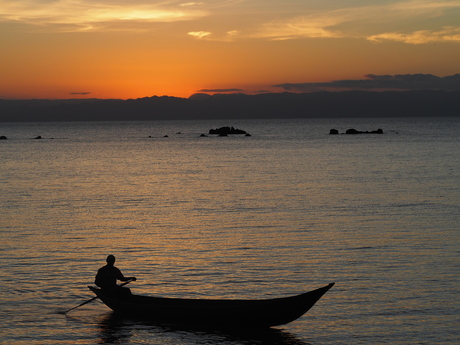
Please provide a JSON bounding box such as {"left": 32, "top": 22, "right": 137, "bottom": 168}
{"left": 95, "top": 265, "right": 123, "bottom": 289}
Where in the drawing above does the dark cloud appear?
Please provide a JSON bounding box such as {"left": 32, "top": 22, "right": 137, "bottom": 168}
{"left": 198, "top": 88, "right": 244, "bottom": 93}
{"left": 70, "top": 92, "right": 92, "bottom": 95}
{"left": 274, "top": 74, "right": 460, "bottom": 92}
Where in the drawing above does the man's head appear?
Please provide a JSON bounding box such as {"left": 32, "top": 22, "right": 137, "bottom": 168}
{"left": 106, "top": 255, "right": 116, "bottom": 265}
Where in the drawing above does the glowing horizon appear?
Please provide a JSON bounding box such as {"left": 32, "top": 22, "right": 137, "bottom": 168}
{"left": 1, "top": 0, "right": 460, "bottom": 99}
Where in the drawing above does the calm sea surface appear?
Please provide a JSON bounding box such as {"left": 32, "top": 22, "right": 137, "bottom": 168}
{"left": 1, "top": 117, "right": 459, "bottom": 344}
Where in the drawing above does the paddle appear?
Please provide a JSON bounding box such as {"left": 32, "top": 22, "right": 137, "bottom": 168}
{"left": 62, "top": 279, "right": 134, "bottom": 314}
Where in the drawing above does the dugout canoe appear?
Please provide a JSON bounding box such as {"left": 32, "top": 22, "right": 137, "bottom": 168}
{"left": 88, "top": 282, "right": 334, "bottom": 328}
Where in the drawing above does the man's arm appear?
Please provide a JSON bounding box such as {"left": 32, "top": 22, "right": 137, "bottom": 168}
{"left": 115, "top": 267, "right": 137, "bottom": 282}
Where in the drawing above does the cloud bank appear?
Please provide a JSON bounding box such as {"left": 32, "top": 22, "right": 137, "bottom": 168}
{"left": 253, "top": 0, "right": 460, "bottom": 43}
{"left": 70, "top": 92, "right": 92, "bottom": 95}
{"left": 0, "top": 0, "right": 207, "bottom": 31}
{"left": 3, "top": 0, "right": 460, "bottom": 44}
{"left": 198, "top": 88, "right": 244, "bottom": 93}
{"left": 367, "top": 27, "right": 460, "bottom": 44}
{"left": 274, "top": 74, "right": 460, "bottom": 92}
{"left": 188, "top": 31, "right": 212, "bottom": 39}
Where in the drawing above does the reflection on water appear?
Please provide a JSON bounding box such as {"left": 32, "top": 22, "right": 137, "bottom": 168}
{"left": 98, "top": 313, "right": 132, "bottom": 344}
{"left": 97, "top": 312, "right": 311, "bottom": 345}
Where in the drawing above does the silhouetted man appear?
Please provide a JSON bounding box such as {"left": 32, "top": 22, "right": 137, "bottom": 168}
{"left": 95, "top": 255, "right": 136, "bottom": 297}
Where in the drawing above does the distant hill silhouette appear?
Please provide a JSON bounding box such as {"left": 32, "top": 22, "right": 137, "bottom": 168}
{"left": 1, "top": 91, "right": 459, "bottom": 122}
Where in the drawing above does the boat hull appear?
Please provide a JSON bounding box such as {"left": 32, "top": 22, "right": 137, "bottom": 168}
{"left": 89, "top": 283, "right": 334, "bottom": 328}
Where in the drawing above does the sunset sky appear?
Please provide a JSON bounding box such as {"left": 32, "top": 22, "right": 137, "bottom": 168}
{"left": 1, "top": 0, "right": 460, "bottom": 99}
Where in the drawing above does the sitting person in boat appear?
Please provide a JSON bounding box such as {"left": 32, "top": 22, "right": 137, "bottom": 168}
{"left": 95, "top": 255, "right": 136, "bottom": 298}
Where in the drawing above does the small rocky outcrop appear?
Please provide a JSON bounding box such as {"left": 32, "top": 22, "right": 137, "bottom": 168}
{"left": 0, "top": 135, "right": 7, "bottom": 140}
{"left": 330, "top": 128, "right": 383, "bottom": 134}
{"left": 345, "top": 128, "right": 383, "bottom": 134}
{"left": 209, "top": 126, "right": 247, "bottom": 135}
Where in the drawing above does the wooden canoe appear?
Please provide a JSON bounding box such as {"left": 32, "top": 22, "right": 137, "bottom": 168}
{"left": 89, "top": 282, "right": 334, "bottom": 328}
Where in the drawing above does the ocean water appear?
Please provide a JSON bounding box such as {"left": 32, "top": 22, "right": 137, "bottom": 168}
{"left": 1, "top": 117, "right": 459, "bottom": 344}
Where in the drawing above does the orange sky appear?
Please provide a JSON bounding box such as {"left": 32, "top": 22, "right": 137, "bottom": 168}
{"left": 1, "top": 0, "right": 460, "bottom": 99}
